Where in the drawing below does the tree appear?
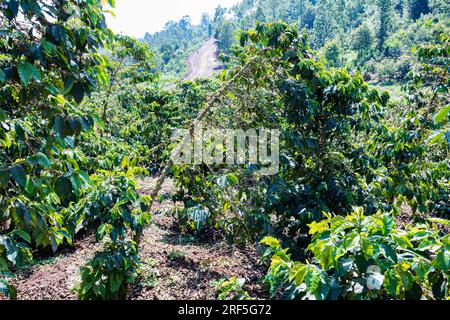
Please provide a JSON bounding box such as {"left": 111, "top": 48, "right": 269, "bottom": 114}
{"left": 323, "top": 41, "right": 342, "bottom": 67}
{"left": 255, "top": 6, "right": 266, "bottom": 22}
{"left": 313, "top": 0, "right": 333, "bottom": 47}
{"left": 215, "top": 21, "right": 236, "bottom": 53}
{"left": 301, "top": 1, "right": 316, "bottom": 29}
{"left": 214, "top": 5, "right": 227, "bottom": 23}
{"left": 179, "top": 15, "right": 192, "bottom": 40}
{"left": 405, "top": 0, "right": 430, "bottom": 20}
{"left": 351, "top": 23, "right": 374, "bottom": 58}
{"left": 376, "top": 0, "right": 393, "bottom": 53}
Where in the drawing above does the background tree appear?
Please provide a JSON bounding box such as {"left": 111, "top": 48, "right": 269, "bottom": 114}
{"left": 376, "top": 0, "right": 394, "bottom": 53}
{"left": 313, "top": 0, "right": 334, "bottom": 47}
{"left": 351, "top": 23, "right": 374, "bottom": 58}
{"left": 255, "top": 6, "right": 267, "bottom": 22}
{"left": 323, "top": 40, "right": 342, "bottom": 67}
{"left": 405, "top": 0, "right": 430, "bottom": 20}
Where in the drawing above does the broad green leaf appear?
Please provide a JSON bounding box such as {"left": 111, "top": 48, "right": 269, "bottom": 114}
{"left": 0, "top": 168, "right": 11, "bottom": 188}
{"left": 435, "top": 250, "right": 449, "bottom": 272}
{"left": 11, "top": 165, "right": 27, "bottom": 188}
{"left": 14, "top": 230, "right": 31, "bottom": 244}
{"left": 0, "top": 109, "right": 6, "bottom": 122}
{"left": 289, "top": 263, "right": 307, "bottom": 285}
{"left": 18, "top": 62, "right": 41, "bottom": 86}
{"left": 318, "top": 244, "right": 335, "bottom": 270}
{"left": 110, "top": 272, "right": 123, "bottom": 293}
{"left": 434, "top": 105, "right": 450, "bottom": 124}
{"left": 384, "top": 269, "right": 401, "bottom": 296}
{"left": 260, "top": 236, "right": 280, "bottom": 248}
{"left": 0, "top": 69, "right": 5, "bottom": 83}
{"left": 308, "top": 220, "right": 329, "bottom": 235}
{"left": 16, "top": 65, "right": 29, "bottom": 86}
{"left": 430, "top": 131, "right": 445, "bottom": 144}
{"left": 381, "top": 214, "right": 394, "bottom": 236}
{"left": 361, "top": 238, "right": 375, "bottom": 259}
{"left": 27, "top": 152, "right": 51, "bottom": 168}
{"left": 305, "top": 266, "right": 322, "bottom": 293}
{"left": 397, "top": 268, "right": 414, "bottom": 291}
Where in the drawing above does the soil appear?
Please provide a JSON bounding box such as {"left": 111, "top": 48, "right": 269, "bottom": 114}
{"left": 9, "top": 177, "right": 267, "bottom": 300}
{"left": 182, "top": 38, "right": 222, "bottom": 81}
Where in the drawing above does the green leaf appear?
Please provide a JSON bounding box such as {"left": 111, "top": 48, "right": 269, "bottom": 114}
{"left": 7, "top": 0, "right": 19, "bottom": 19}
{"left": 0, "top": 69, "right": 5, "bottom": 83}
{"left": 27, "top": 152, "right": 51, "bottom": 168}
{"left": 11, "top": 165, "right": 27, "bottom": 188}
{"left": 14, "top": 230, "right": 31, "bottom": 244}
{"left": 305, "top": 266, "right": 322, "bottom": 293}
{"left": 0, "top": 168, "right": 11, "bottom": 188}
{"left": 75, "top": 170, "right": 92, "bottom": 186}
{"left": 18, "top": 62, "right": 41, "bottom": 86}
{"left": 397, "top": 268, "right": 414, "bottom": 291}
{"left": 381, "top": 214, "right": 394, "bottom": 236}
{"left": 72, "top": 82, "right": 85, "bottom": 104}
{"left": 260, "top": 236, "right": 280, "bottom": 248}
{"left": 16, "top": 202, "right": 32, "bottom": 226}
{"left": 290, "top": 263, "right": 307, "bottom": 285}
{"left": 319, "top": 244, "right": 335, "bottom": 270}
{"left": 361, "top": 238, "right": 375, "bottom": 259}
{"left": 14, "top": 123, "right": 25, "bottom": 140}
{"left": 0, "top": 109, "right": 6, "bottom": 122}
{"left": 63, "top": 77, "right": 74, "bottom": 95}
{"left": 430, "top": 131, "right": 445, "bottom": 144}
{"left": 52, "top": 115, "right": 65, "bottom": 136}
{"left": 110, "top": 272, "right": 122, "bottom": 293}
{"left": 434, "top": 105, "right": 450, "bottom": 124}
{"left": 435, "top": 249, "right": 449, "bottom": 272}
{"left": 384, "top": 269, "right": 401, "bottom": 296}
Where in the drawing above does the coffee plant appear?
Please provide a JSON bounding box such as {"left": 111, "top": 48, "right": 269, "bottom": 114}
{"left": 1, "top": 1, "right": 448, "bottom": 301}
{"left": 261, "top": 208, "right": 449, "bottom": 300}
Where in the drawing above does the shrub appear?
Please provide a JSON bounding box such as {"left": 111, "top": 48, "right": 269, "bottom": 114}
{"left": 261, "top": 208, "right": 449, "bottom": 300}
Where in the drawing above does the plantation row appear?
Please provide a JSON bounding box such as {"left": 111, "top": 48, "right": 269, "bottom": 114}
{"left": 0, "top": 0, "right": 449, "bottom": 300}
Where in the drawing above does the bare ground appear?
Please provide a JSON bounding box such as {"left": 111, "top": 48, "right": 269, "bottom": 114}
{"left": 182, "top": 38, "right": 222, "bottom": 81}
{"left": 9, "top": 177, "right": 266, "bottom": 300}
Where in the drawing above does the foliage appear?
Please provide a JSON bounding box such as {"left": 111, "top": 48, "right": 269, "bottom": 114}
{"left": 261, "top": 208, "right": 449, "bottom": 300}
{"left": 0, "top": 0, "right": 114, "bottom": 291}
{"left": 0, "top": 0, "right": 154, "bottom": 299}
{"left": 1, "top": 0, "right": 449, "bottom": 302}
{"left": 77, "top": 240, "right": 139, "bottom": 300}
{"left": 215, "top": 277, "right": 255, "bottom": 300}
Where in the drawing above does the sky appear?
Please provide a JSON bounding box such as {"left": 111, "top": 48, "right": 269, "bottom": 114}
{"left": 106, "top": 0, "right": 242, "bottom": 38}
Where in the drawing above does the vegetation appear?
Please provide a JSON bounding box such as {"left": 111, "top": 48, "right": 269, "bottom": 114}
{"left": 0, "top": 0, "right": 448, "bottom": 301}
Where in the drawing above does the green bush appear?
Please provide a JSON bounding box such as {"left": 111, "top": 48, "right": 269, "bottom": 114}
{"left": 77, "top": 241, "right": 139, "bottom": 300}
{"left": 261, "top": 208, "right": 449, "bottom": 300}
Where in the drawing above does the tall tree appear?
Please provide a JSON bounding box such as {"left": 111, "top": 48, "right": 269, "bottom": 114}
{"left": 376, "top": 0, "right": 393, "bottom": 53}
{"left": 313, "top": 0, "right": 333, "bottom": 47}
{"left": 255, "top": 6, "right": 267, "bottom": 22}
{"left": 405, "top": 0, "right": 430, "bottom": 20}
{"left": 351, "top": 23, "right": 374, "bottom": 58}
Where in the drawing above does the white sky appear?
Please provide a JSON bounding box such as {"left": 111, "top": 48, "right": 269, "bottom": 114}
{"left": 106, "top": 0, "right": 242, "bottom": 38}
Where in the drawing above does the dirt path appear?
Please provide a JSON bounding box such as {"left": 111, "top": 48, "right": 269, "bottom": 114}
{"left": 10, "top": 177, "right": 266, "bottom": 300}
{"left": 182, "top": 38, "right": 222, "bottom": 81}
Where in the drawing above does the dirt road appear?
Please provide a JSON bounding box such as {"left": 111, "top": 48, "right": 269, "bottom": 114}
{"left": 182, "top": 38, "right": 222, "bottom": 81}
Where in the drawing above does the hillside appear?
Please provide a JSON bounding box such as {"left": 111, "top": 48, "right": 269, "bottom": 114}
{"left": 183, "top": 38, "right": 222, "bottom": 81}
